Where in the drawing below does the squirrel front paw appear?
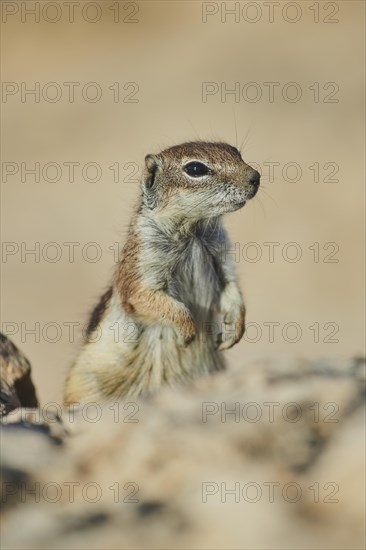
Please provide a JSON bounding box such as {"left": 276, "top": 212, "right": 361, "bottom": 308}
{"left": 216, "top": 284, "right": 246, "bottom": 351}
{"left": 174, "top": 310, "right": 197, "bottom": 348}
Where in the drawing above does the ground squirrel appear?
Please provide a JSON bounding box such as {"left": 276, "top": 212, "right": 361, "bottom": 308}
{"left": 64, "top": 141, "right": 260, "bottom": 404}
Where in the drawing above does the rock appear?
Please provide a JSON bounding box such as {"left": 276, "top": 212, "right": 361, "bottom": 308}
{"left": 0, "top": 356, "right": 365, "bottom": 549}
{"left": 0, "top": 333, "right": 38, "bottom": 416}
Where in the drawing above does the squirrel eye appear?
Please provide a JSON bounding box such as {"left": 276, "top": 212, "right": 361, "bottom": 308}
{"left": 183, "top": 161, "right": 210, "bottom": 177}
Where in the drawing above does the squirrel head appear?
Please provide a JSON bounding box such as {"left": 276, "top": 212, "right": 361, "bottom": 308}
{"left": 141, "top": 141, "right": 260, "bottom": 218}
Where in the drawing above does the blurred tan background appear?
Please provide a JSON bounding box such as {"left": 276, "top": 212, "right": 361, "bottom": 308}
{"left": 1, "top": 0, "right": 365, "bottom": 405}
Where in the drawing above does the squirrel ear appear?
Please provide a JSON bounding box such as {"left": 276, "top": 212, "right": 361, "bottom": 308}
{"left": 144, "top": 154, "right": 159, "bottom": 189}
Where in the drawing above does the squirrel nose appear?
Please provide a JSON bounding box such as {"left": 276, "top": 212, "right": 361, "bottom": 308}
{"left": 247, "top": 169, "right": 260, "bottom": 187}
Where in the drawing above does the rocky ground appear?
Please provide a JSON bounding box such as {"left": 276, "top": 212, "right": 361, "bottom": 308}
{"left": 1, "top": 350, "right": 365, "bottom": 549}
